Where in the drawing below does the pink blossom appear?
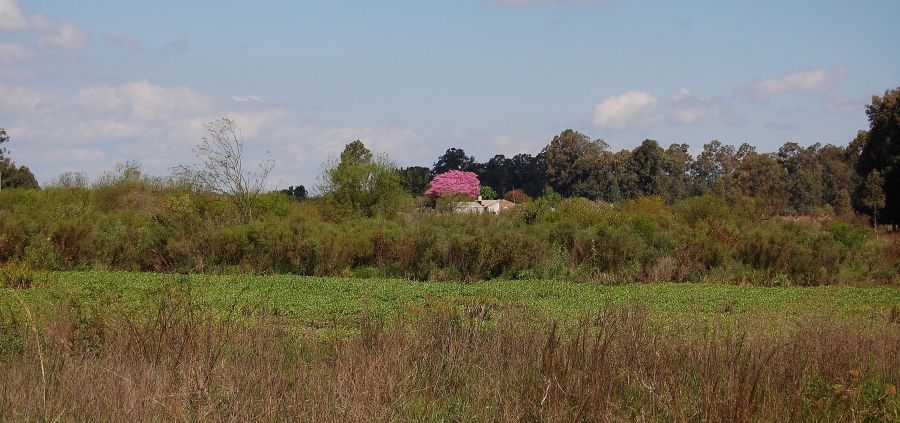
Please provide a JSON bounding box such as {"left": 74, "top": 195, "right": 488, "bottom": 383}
{"left": 425, "top": 170, "right": 481, "bottom": 199}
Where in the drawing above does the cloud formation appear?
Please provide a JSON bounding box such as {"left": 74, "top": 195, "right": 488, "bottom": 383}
{"left": 0, "top": 80, "right": 523, "bottom": 188}
{"left": 593, "top": 89, "right": 733, "bottom": 129}
{"left": 0, "top": 42, "right": 33, "bottom": 62}
{"left": 0, "top": 0, "right": 88, "bottom": 49}
{"left": 593, "top": 91, "right": 658, "bottom": 129}
{"left": 103, "top": 34, "right": 190, "bottom": 53}
{"left": 743, "top": 68, "right": 846, "bottom": 99}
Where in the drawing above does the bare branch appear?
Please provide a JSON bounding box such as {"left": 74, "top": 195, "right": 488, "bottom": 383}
{"left": 173, "top": 117, "right": 275, "bottom": 220}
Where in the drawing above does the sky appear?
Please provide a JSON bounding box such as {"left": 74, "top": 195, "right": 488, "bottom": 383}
{"left": 1, "top": 0, "right": 898, "bottom": 189}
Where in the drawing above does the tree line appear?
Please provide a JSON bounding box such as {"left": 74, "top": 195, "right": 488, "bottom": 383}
{"left": 388, "top": 88, "right": 897, "bottom": 226}
{"left": 2, "top": 87, "right": 897, "bottom": 226}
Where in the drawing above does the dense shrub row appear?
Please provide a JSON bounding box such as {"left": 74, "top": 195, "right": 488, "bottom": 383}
{"left": 1, "top": 184, "right": 897, "bottom": 285}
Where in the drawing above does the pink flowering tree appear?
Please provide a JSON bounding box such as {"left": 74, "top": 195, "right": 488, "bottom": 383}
{"left": 425, "top": 170, "right": 481, "bottom": 199}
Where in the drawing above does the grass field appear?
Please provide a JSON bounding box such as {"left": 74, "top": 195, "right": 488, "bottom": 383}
{"left": 2, "top": 271, "right": 899, "bottom": 421}
{"left": 4, "top": 271, "right": 900, "bottom": 332}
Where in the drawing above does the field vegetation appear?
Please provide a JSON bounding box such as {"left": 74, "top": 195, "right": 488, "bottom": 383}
{"left": 0, "top": 85, "right": 898, "bottom": 421}
{"left": 0, "top": 183, "right": 897, "bottom": 285}
{"left": 1, "top": 270, "right": 898, "bottom": 421}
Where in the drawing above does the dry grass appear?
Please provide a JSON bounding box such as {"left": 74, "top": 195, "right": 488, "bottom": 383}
{"left": 0, "top": 289, "right": 898, "bottom": 422}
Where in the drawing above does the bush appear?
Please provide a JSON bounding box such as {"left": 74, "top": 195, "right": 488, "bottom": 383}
{"left": 0, "top": 185, "right": 893, "bottom": 285}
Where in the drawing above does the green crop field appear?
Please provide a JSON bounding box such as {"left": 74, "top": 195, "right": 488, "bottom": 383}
{"left": 4, "top": 271, "right": 899, "bottom": 333}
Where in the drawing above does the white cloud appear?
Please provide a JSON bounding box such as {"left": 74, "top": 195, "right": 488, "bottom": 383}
{"left": 0, "top": 42, "right": 33, "bottom": 62}
{"left": 0, "top": 0, "right": 88, "bottom": 49}
{"left": 0, "top": 80, "right": 520, "bottom": 188}
{"left": 0, "top": 0, "right": 29, "bottom": 31}
{"left": 36, "top": 21, "right": 88, "bottom": 49}
{"left": 593, "top": 89, "right": 735, "bottom": 129}
{"left": 103, "top": 34, "right": 144, "bottom": 52}
{"left": 593, "top": 91, "right": 658, "bottom": 129}
{"left": 103, "top": 34, "right": 190, "bottom": 53}
{"left": 745, "top": 68, "right": 846, "bottom": 99}
{"left": 668, "top": 89, "right": 730, "bottom": 125}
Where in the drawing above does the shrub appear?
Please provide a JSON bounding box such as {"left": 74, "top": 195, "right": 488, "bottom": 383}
{"left": 0, "top": 184, "right": 893, "bottom": 285}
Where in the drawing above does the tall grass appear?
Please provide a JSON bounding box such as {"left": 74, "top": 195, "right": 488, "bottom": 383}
{"left": 0, "top": 285, "right": 897, "bottom": 421}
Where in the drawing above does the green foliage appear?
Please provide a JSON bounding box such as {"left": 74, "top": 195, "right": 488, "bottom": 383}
{"left": 0, "top": 159, "right": 38, "bottom": 190}
{"left": 673, "top": 195, "right": 731, "bottom": 224}
{"left": 279, "top": 185, "right": 307, "bottom": 201}
{"left": 479, "top": 185, "right": 497, "bottom": 200}
{"left": 541, "top": 129, "right": 608, "bottom": 197}
{"left": 856, "top": 87, "right": 900, "bottom": 224}
{"left": 0, "top": 182, "right": 896, "bottom": 285}
{"left": 320, "top": 140, "right": 409, "bottom": 220}
{"left": 431, "top": 148, "right": 478, "bottom": 175}
{"left": 0, "top": 127, "right": 39, "bottom": 190}
{"left": 397, "top": 166, "right": 430, "bottom": 196}
{"left": 861, "top": 170, "right": 886, "bottom": 226}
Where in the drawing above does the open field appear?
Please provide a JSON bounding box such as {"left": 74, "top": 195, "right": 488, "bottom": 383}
{"left": 3, "top": 271, "right": 900, "bottom": 331}
{"left": 2, "top": 271, "right": 899, "bottom": 421}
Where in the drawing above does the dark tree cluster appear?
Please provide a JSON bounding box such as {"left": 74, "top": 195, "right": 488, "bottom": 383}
{"left": 427, "top": 148, "right": 544, "bottom": 198}
{"left": 402, "top": 87, "right": 900, "bottom": 225}
{"left": 854, "top": 88, "right": 899, "bottom": 227}
{"left": 419, "top": 137, "right": 855, "bottom": 216}
{"left": 279, "top": 185, "right": 308, "bottom": 201}
{"left": 0, "top": 127, "right": 39, "bottom": 190}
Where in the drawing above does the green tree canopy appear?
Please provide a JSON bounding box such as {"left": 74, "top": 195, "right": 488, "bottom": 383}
{"left": 0, "top": 159, "right": 39, "bottom": 189}
{"left": 397, "top": 166, "right": 430, "bottom": 196}
{"left": 321, "top": 140, "right": 407, "bottom": 219}
{"left": 431, "top": 148, "right": 477, "bottom": 176}
{"left": 860, "top": 170, "right": 886, "bottom": 227}
{"left": 541, "top": 129, "right": 608, "bottom": 197}
{"left": 856, "top": 87, "right": 900, "bottom": 225}
{"left": 732, "top": 152, "right": 789, "bottom": 215}
{"left": 0, "top": 127, "right": 39, "bottom": 190}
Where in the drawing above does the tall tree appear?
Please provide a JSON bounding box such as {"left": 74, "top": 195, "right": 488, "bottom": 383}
{"left": 690, "top": 140, "right": 738, "bottom": 196}
{"left": 541, "top": 129, "right": 607, "bottom": 197}
{"left": 662, "top": 143, "right": 693, "bottom": 201}
{"left": 817, "top": 144, "right": 856, "bottom": 214}
{"left": 860, "top": 170, "right": 886, "bottom": 228}
{"left": 777, "top": 142, "right": 824, "bottom": 214}
{"left": 480, "top": 154, "right": 513, "bottom": 196}
{"left": 732, "top": 152, "right": 790, "bottom": 215}
{"left": 320, "top": 140, "right": 407, "bottom": 219}
{"left": 628, "top": 139, "right": 667, "bottom": 198}
{"left": 397, "top": 166, "right": 430, "bottom": 196}
{"left": 856, "top": 87, "right": 900, "bottom": 225}
{"left": 570, "top": 149, "right": 624, "bottom": 201}
{"left": 508, "top": 153, "right": 545, "bottom": 198}
{"left": 431, "top": 148, "right": 477, "bottom": 176}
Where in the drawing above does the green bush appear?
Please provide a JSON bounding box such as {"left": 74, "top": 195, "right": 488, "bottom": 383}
{"left": 0, "top": 184, "right": 894, "bottom": 285}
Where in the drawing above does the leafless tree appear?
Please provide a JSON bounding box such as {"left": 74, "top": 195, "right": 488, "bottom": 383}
{"left": 174, "top": 117, "right": 274, "bottom": 220}
{"left": 50, "top": 171, "right": 89, "bottom": 188}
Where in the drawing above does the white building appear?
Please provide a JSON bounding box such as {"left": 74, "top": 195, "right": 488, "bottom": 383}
{"left": 452, "top": 196, "right": 516, "bottom": 214}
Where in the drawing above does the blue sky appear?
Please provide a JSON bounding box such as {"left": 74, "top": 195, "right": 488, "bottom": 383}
{"left": 2, "top": 0, "right": 898, "bottom": 188}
